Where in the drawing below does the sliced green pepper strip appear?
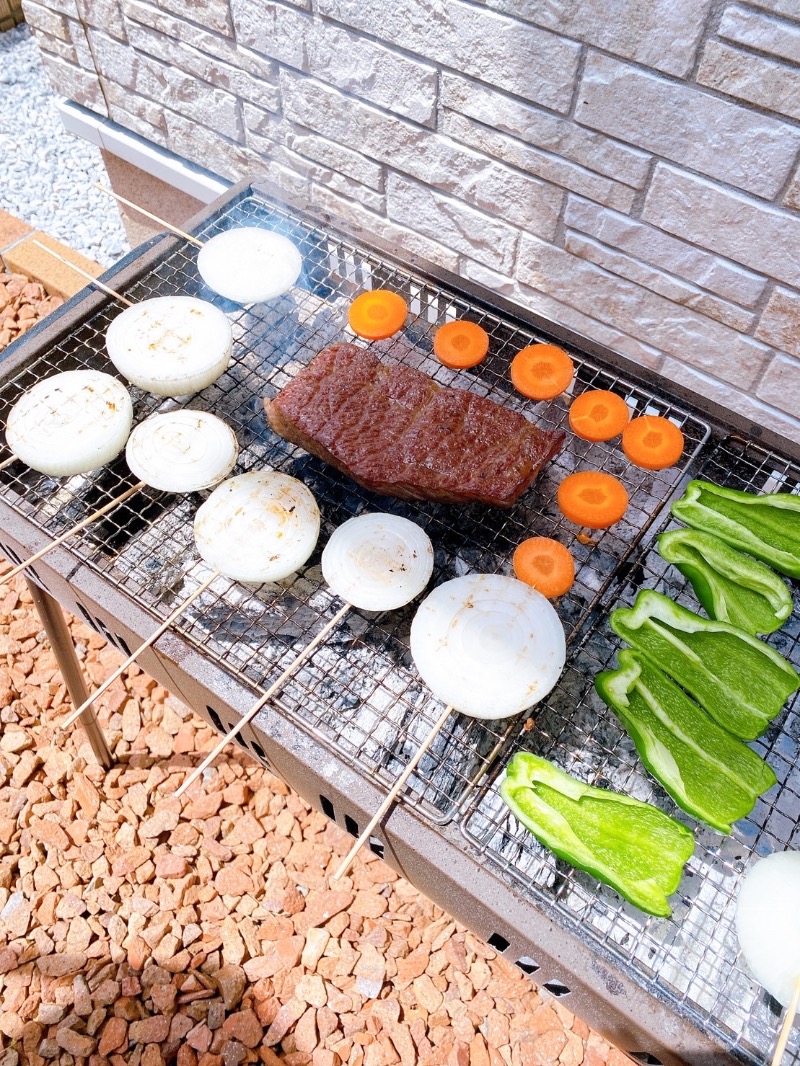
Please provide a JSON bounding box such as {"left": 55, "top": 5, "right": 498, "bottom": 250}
{"left": 671, "top": 480, "right": 800, "bottom": 579}
{"left": 610, "top": 590, "right": 799, "bottom": 740}
{"left": 596, "top": 649, "right": 777, "bottom": 833}
{"left": 500, "top": 752, "right": 694, "bottom": 917}
{"left": 658, "top": 528, "right": 793, "bottom": 635}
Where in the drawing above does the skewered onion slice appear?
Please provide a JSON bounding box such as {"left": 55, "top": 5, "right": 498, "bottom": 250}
{"left": 410, "top": 574, "right": 566, "bottom": 719}
{"left": 194, "top": 470, "right": 320, "bottom": 584}
{"left": 106, "top": 296, "right": 232, "bottom": 397}
{"left": 736, "top": 851, "right": 800, "bottom": 1007}
{"left": 126, "top": 411, "right": 239, "bottom": 493}
{"left": 322, "top": 513, "right": 433, "bottom": 612}
{"left": 5, "top": 369, "right": 133, "bottom": 477}
{"left": 197, "top": 227, "right": 303, "bottom": 304}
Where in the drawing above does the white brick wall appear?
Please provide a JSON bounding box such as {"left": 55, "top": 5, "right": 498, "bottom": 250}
{"left": 22, "top": 0, "right": 800, "bottom": 442}
{"left": 575, "top": 53, "right": 800, "bottom": 197}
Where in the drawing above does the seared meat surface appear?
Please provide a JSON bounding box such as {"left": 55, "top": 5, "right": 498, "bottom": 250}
{"left": 264, "top": 343, "right": 564, "bottom": 507}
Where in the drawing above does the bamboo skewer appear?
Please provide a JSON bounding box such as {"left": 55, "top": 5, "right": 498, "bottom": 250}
{"left": 772, "top": 978, "right": 800, "bottom": 1066}
{"left": 31, "top": 241, "right": 133, "bottom": 306}
{"left": 0, "top": 457, "right": 17, "bottom": 472}
{"left": 332, "top": 702, "right": 454, "bottom": 882}
{"left": 60, "top": 572, "right": 218, "bottom": 729}
{"left": 95, "top": 183, "right": 204, "bottom": 248}
{"left": 0, "top": 480, "right": 145, "bottom": 589}
{"left": 176, "top": 601, "right": 352, "bottom": 797}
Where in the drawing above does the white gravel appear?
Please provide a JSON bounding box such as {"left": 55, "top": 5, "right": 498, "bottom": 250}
{"left": 0, "top": 24, "right": 130, "bottom": 266}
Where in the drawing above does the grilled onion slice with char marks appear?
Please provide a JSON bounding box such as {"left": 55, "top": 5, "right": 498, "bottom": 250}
{"left": 194, "top": 470, "right": 320, "bottom": 584}
{"left": 5, "top": 369, "right": 133, "bottom": 477}
{"left": 106, "top": 296, "right": 232, "bottom": 398}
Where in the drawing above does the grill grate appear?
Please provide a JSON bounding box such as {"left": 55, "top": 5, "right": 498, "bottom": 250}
{"left": 461, "top": 436, "right": 800, "bottom": 1064}
{"left": 0, "top": 190, "right": 708, "bottom": 827}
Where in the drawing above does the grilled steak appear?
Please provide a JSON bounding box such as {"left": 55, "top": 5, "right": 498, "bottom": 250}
{"left": 264, "top": 343, "right": 565, "bottom": 508}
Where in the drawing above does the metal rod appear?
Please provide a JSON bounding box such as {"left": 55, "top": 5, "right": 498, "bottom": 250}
{"left": 332, "top": 702, "right": 454, "bottom": 882}
{"left": 30, "top": 241, "right": 133, "bottom": 306}
{"left": 25, "top": 577, "right": 114, "bottom": 769}
{"left": 94, "top": 183, "right": 205, "bottom": 248}
{"left": 0, "top": 481, "right": 145, "bottom": 589}
{"left": 771, "top": 979, "right": 800, "bottom": 1066}
{"left": 60, "top": 572, "right": 218, "bottom": 729}
{"left": 176, "top": 601, "right": 353, "bottom": 797}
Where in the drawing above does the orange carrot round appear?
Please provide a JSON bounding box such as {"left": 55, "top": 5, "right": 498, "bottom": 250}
{"left": 569, "top": 390, "right": 630, "bottom": 442}
{"left": 348, "top": 289, "right": 408, "bottom": 340}
{"left": 557, "top": 471, "right": 629, "bottom": 529}
{"left": 622, "top": 415, "right": 684, "bottom": 470}
{"left": 510, "top": 343, "right": 574, "bottom": 401}
{"left": 434, "top": 320, "right": 490, "bottom": 369}
{"left": 513, "top": 537, "right": 575, "bottom": 598}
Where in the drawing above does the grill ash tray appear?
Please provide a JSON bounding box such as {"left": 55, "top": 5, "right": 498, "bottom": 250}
{"left": 0, "top": 191, "right": 709, "bottom": 827}
{"left": 462, "top": 436, "right": 800, "bottom": 1065}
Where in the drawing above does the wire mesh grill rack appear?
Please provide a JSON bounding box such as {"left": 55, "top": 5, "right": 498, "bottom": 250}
{"left": 461, "top": 435, "right": 800, "bottom": 1065}
{"left": 0, "top": 189, "right": 708, "bottom": 829}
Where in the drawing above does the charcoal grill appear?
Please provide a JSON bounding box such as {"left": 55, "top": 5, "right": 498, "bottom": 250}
{"left": 0, "top": 178, "right": 797, "bottom": 1066}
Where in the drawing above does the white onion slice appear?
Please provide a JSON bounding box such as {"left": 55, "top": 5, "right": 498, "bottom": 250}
{"left": 194, "top": 470, "right": 319, "bottom": 583}
{"left": 410, "top": 574, "right": 566, "bottom": 719}
{"left": 5, "top": 369, "right": 132, "bottom": 477}
{"left": 321, "top": 513, "right": 433, "bottom": 612}
{"left": 105, "top": 296, "right": 232, "bottom": 397}
{"left": 126, "top": 411, "right": 239, "bottom": 493}
{"left": 736, "top": 851, "right": 800, "bottom": 1007}
{"left": 197, "top": 227, "right": 303, "bottom": 304}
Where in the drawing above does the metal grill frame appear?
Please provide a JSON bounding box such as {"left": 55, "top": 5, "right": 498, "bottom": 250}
{"left": 461, "top": 434, "right": 800, "bottom": 1065}
{"left": 0, "top": 178, "right": 798, "bottom": 1066}
{"left": 0, "top": 183, "right": 711, "bottom": 829}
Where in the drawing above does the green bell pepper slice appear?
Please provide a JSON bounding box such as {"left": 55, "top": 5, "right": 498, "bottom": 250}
{"left": 595, "top": 649, "right": 776, "bottom": 833}
{"left": 658, "top": 528, "right": 792, "bottom": 635}
{"left": 610, "top": 590, "right": 799, "bottom": 740}
{"left": 500, "top": 752, "right": 694, "bottom": 917}
{"left": 671, "top": 480, "right": 800, "bottom": 579}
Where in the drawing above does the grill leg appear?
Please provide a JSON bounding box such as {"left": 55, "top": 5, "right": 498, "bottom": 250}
{"left": 25, "top": 579, "right": 115, "bottom": 770}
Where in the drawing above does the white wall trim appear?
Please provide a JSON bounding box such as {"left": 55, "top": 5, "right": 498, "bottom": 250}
{"left": 57, "top": 99, "right": 230, "bottom": 204}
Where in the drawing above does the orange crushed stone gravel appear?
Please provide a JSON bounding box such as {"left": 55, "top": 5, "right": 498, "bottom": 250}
{"left": 0, "top": 568, "right": 631, "bottom": 1063}
{"left": 0, "top": 272, "right": 63, "bottom": 352}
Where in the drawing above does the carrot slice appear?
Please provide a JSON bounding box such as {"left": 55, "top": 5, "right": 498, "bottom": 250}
{"left": 557, "top": 471, "right": 629, "bottom": 529}
{"left": 510, "top": 343, "right": 574, "bottom": 400}
{"left": 622, "top": 415, "right": 684, "bottom": 470}
{"left": 569, "top": 390, "right": 630, "bottom": 442}
{"left": 513, "top": 537, "right": 575, "bottom": 598}
{"left": 348, "top": 289, "right": 408, "bottom": 340}
{"left": 434, "top": 320, "right": 490, "bottom": 369}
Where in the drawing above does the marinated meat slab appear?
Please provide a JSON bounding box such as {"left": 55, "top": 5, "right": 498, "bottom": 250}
{"left": 264, "top": 343, "right": 565, "bottom": 507}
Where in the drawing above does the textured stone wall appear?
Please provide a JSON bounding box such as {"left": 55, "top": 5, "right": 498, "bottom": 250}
{"left": 23, "top": 0, "right": 800, "bottom": 442}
